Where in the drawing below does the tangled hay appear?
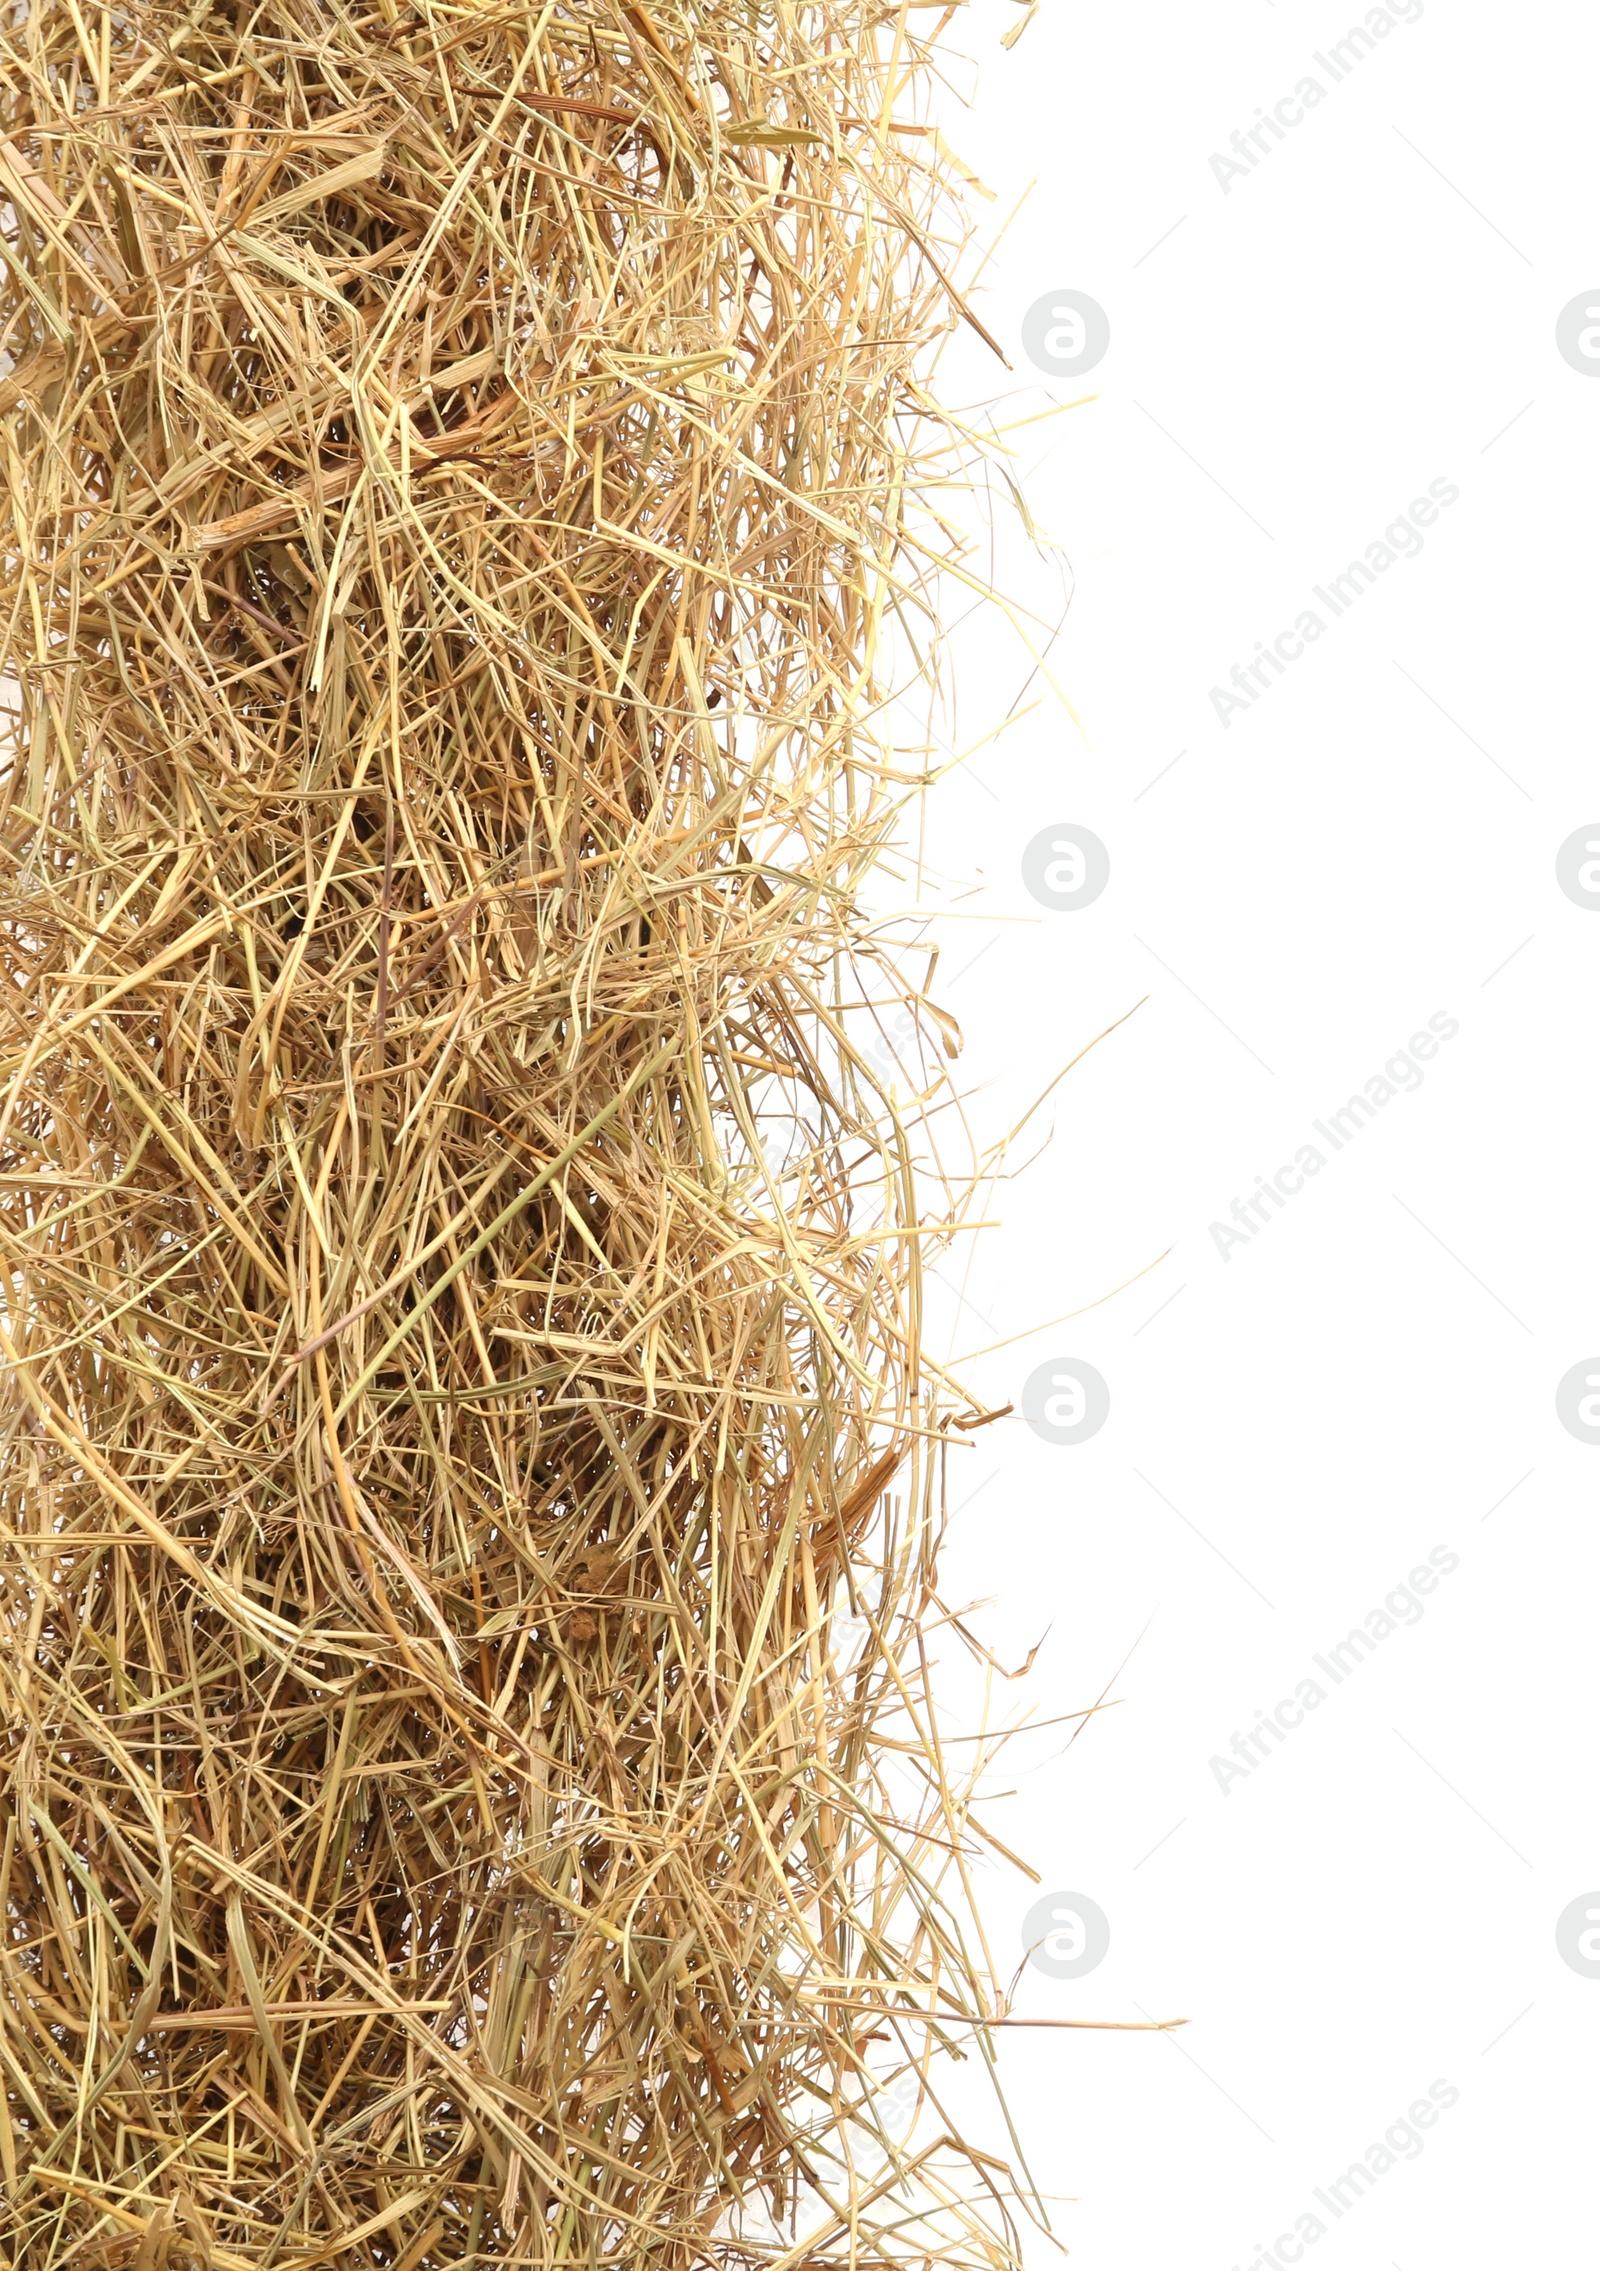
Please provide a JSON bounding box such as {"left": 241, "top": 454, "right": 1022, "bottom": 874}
{"left": 0, "top": 3, "right": 1030, "bottom": 2265}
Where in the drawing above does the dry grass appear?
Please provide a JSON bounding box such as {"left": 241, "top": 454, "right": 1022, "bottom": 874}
{"left": 0, "top": 3, "right": 1030, "bottom": 2265}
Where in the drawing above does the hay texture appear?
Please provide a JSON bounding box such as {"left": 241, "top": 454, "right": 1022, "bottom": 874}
{"left": 0, "top": 3, "right": 1018, "bottom": 2266}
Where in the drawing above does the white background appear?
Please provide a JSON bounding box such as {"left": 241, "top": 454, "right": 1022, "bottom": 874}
{"left": 892, "top": 3, "right": 1600, "bottom": 2265}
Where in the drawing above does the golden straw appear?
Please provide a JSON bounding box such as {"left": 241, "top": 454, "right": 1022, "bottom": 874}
{"left": 0, "top": 4, "right": 1027, "bottom": 2265}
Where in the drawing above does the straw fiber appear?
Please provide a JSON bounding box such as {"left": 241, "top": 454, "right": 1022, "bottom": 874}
{"left": 0, "top": 3, "right": 1021, "bottom": 2265}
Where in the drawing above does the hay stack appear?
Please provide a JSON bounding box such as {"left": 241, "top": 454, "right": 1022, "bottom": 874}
{"left": 0, "top": 4, "right": 1017, "bottom": 2265}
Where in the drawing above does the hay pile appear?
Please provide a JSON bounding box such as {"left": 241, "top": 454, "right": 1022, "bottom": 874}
{"left": 0, "top": 3, "right": 1022, "bottom": 2265}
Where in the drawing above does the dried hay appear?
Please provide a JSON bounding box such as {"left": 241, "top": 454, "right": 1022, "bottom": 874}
{"left": 0, "top": 2, "right": 1031, "bottom": 2265}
